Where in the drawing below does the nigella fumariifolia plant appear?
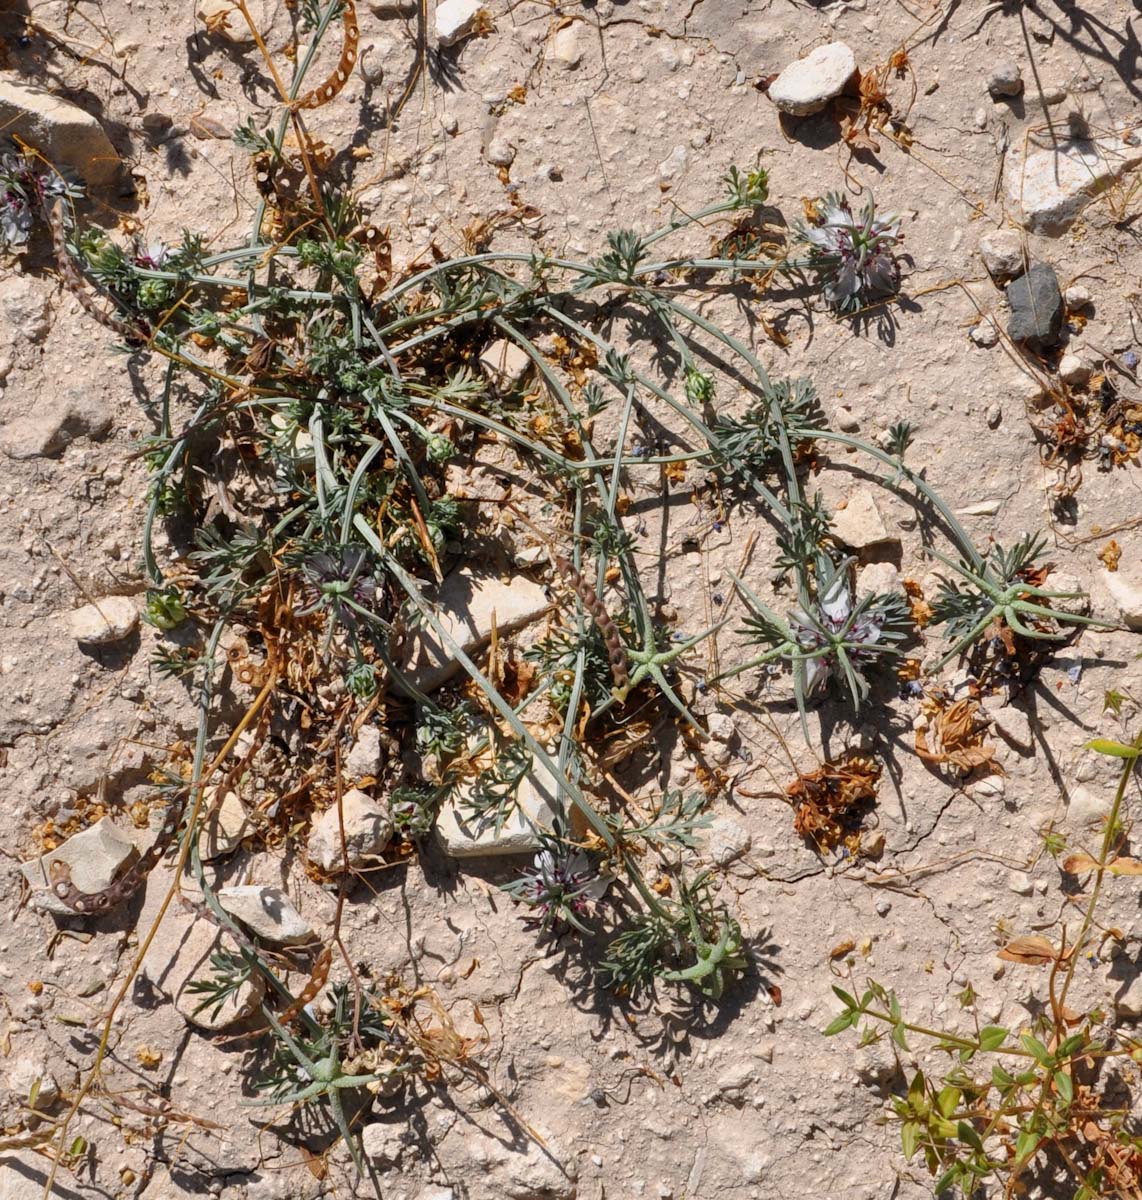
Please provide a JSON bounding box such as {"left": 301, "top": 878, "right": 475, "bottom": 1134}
{"left": 793, "top": 190, "right": 903, "bottom": 313}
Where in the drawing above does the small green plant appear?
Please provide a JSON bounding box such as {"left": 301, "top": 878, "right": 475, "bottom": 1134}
{"left": 825, "top": 731, "right": 1142, "bottom": 1197}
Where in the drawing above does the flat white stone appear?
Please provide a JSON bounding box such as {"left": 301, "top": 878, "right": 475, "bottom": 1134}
{"left": 199, "top": 788, "right": 252, "bottom": 862}
{"left": 768, "top": 42, "right": 857, "bottom": 116}
{"left": 479, "top": 338, "right": 531, "bottom": 385}
{"left": 830, "top": 487, "right": 898, "bottom": 551}
{"left": 436, "top": 761, "right": 561, "bottom": 857}
{"left": 398, "top": 569, "right": 550, "bottom": 691}
{"left": 0, "top": 77, "right": 119, "bottom": 185}
{"left": 68, "top": 596, "right": 138, "bottom": 645}
{"left": 21, "top": 816, "right": 140, "bottom": 916}
{"left": 1102, "top": 565, "right": 1142, "bottom": 630}
{"left": 1008, "top": 136, "right": 1142, "bottom": 234}
{"left": 218, "top": 885, "right": 316, "bottom": 946}
{"left": 436, "top": 0, "right": 483, "bottom": 46}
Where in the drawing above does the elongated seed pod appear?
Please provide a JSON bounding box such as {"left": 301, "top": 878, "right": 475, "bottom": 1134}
{"left": 46, "top": 198, "right": 145, "bottom": 342}
{"left": 555, "top": 554, "right": 630, "bottom": 692}
{"left": 292, "top": 0, "right": 360, "bottom": 111}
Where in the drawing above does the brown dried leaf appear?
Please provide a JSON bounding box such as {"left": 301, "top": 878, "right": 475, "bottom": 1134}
{"left": 829, "top": 939, "right": 855, "bottom": 959}
{"left": 915, "top": 698, "right": 1002, "bottom": 775}
{"left": 1062, "top": 852, "right": 1099, "bottom": 874}
{"left": 997, "top": 935, "right": 1058, "bottom": 966}
{"left": 1108, "top": 856, "right": 1142, "bottom": 876}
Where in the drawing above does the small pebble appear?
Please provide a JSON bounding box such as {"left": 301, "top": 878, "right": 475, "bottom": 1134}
{"left": 1064, "top": 284, "right": 1091, "bottom": 309}
{"left": 970, "top": 318, "right": 1000, "bottom": 348}
{"left": 986, "top": 402, "right": 1002, "bottom": 428}
{"left": 875, "top": 900, "right": 892, "bottom": 917}
{"left": 1058, "top": 353, "right": 1091, "bottom": 386}
{"left": 987, "top": 59, "right": 1024, "bottom": 98}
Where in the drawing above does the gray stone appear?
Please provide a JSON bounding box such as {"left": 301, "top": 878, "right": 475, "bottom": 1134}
{"left": 1064, "top": 284, "right": 1092, "bottom": 309}
{"left": 0, "top": 77, "right": 119, "bottom": 186}
{"left": 1008, "top": 137, "right": 1142, "bottom": 234}
{"left": 21, "top": 816, "right": 140, "bottom": 916}
{"left": 1006, "top": 264, "right": 1063, "bottom": 349}
{"left": 978, "top": 229, "right": 1025, "bottom": 281}
{"left": 217, "top": 885, "right": 316, "bottom": 946}
{"left": 767, "top": 42, "right": 857, "bottom": 116}
{"left": 1, "top": 388, "right": 113, "bottom": 459}
{"left": 307, "top": 788, "right": 393, "bottom": 872}
{"left": 984, "top": 700, "right": 1034, "bottom": 752}
{"left": 435, "top": 0, "right": 483, "bottom": 45}
{"left": 858, "top": 561, "right": 900, "bottom": 596}
{"left": 398, "top": 568, "right": 549, "bottom": 691}
{"left": 1045, "top": 571, "right": 1090, "bottom": 617}
{"left": 361, "top": 1121, "right": 408, "bottom": 1167}
{"left": 436, "top": 762, "right": 560, "bottom": 857}
{"left": 67, "top": 596, "right": 138, "bottom": 644}
{"left": 199, "top": 788, "right": 252, "bottom": 862}
{"left": 986, "top": 59, "right": 1023, "bottom": 98}
{"left": 830, "top": 486, "right": 898, "bottom": 551}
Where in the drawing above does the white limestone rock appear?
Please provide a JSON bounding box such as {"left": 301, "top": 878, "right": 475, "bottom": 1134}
{"left": 20, "top": 816, "right": 140, "bottom": 917}
{"left": 398, "top": 569, "right": 549, "bottom": 691}
{"left": 1008, "top": 136, "right": 1142, "bottom": 235}
{"left": 767, "top": 42, "right": 857, "bottom": 116}
{"left": 978, "top": 229, "right": 1025, "bottom": 281}
{"left": 0, "top": 77, "right": 119, "bottom": 185}
{"left": 68, "top": 596, "right": 138, "bottom": 645}
{"left": 479, "top": 338, "right": 531, "bottom": 386}
{"left": 1102, "top": 564, "right": 1142, "bottom": 630}
{"left": 307, "top": 788, "right": 393, "bottom": 872}
{"left": 199, "top": 788, "right": 252, "bottom": 862}
{"left": 436, "top": 762, "right": 560, "bottom": 857}
{"left": 217, "top": 885, "right": 316, "bottom": 946}
{"left": 830, "top": 487, "right": 898, "bottom": 551}
{"left": 436, "top": 0, "right": 484, "bottom": 47}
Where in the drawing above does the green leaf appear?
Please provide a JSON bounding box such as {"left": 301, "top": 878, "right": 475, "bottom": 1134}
{"left": 1021, "top": 1033, "right": 1052, "bottom": 1065}
{"left": 891, "top": 1022, "right": 910, "bottom": 1051}
{"left": 1054, "top": 1070, "right": 1074, "bottom": 1105}
{"left": 979, "top": 1025, "right": 1008, "bottom": 1051}
{"left": 831, "top": 984, "right": 858, "bottom": 1010}
{"left": 1058, "top": 1033, "right": 1087, "bottom": 1058}
{"left": 992, "top": 1064, "right": 1015, "bottom": 1088}
{"left": 824, "top": 1011, "right": 858, "bottom": 1036}
{"left": 1014, "top": 1126, "right": 1041, "bottom": 1163}
{"left": 936, "top": 1085, "right": 961, "bottom": 1118}
{"left": 934, "top": 1162, "right": 962, "bottom": 1194}
{"left": 932, "top": 1116, "right": 959, "bottom": 1139}
{"left": 889, "top": 991, "right": 902, "bottom": 1022}
{"left": 957, "top": 1120, "right": 984, "bottom": 1152}
{"left": 901, "top": 1120, "right": 921, "bottom": 1161}
{"left": 1083, "top": 738, "right": 1141, "bottom": 759}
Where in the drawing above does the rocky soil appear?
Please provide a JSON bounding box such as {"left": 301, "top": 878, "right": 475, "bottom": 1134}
{"left": 2, "top": 1, "right": 1142, "bottom": 1198}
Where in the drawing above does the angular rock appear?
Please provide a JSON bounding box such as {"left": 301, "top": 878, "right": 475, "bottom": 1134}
{"left": 978, "top": 229, "right": 1025, "bottom": 281}
{"left": 67, "top": 596, "right": 138, "bottom": 645}
{"left": 984, "top": 700, "right": 1034, "bottom": 752}
{"left": 830, "top": 487, "right": 898, "bottom": 551}
{"left": 706, "top": 712, "right": 735, "bottom": 743}
{"left": 436, "top": 0, "right": 484, "bottom": 46}
{"left": 1008, "top": 136, "right": 1142, "bottom": 234}
{"left": 398, "top": 569, "right": 549, "bottom": 691}
{"left": 1045, "top": 571, "right": 1090, "bottom": 617}
{"left": 345, "top": 724, "right": 385, "bottom": 781}
{"left": 4, "top": 1054, "right": 60, "bottom": 1109}
{"left": 1064, "top": 284, "right": 1092, "bottom": 309}
{"left": 21, "top": 816, "right": 139, "bottom": 917}
{"left": 1066, "top": 784, "right": 1112, "bottom": 828}
{"left": 199, "top": 788, "right": 252, "bottom": 862}
{"left": 858, "top": 561, "right": 900, "bottom": 596}
{"left": 1, "top": 388, "right": 113, "bottom": 459}
{"left": 1102, "top": 564, "right": 1142, "bottom": 630}
{"left": 1111, "top": 961, "right": 1142, "bottom": 1020}
{"left": 1006, "top": 264, "right": 1063, "bottom": 349}
{"left": 705, "top": 816, "right": 751, "bottom": 866}
{"left": 307, "top": 788, "right": 393, "bottom": 872}
{"left": 551, "top": 25, "right": 581, "bottom": 68}
{"left": 767, "top": 42, "right": 857, "bottom": 116}
{"left": 970, "top": 318, "right": 1000, "bottom": 347}
{"left": 986, "top": 59, "right": 1023, "bottom": 98}
{"left": 1, "top": 277, "right": 50, "bottom": 341}
{"left": 485, "top": 136, "right": 515, "bottom": 167}
{"left": 436, "top": 762, "right": 560, "bottom": 857}
{"left": 142, "top": 913, "right": 266, "bottom": 1031}
{"left": 0, "top": 77, "right": 119, "bottom": 186}
{"left": 479, "top": 338, "right": 531, "bottom": 386}
{"left": 217, "top": 885, "right": 316, "bottom": 946}
{"left": 1058, "top": 353, "right": 1090, "bottom": 385}
{"left": 361, "top": 1121, "right": 408, "bottom": 1168}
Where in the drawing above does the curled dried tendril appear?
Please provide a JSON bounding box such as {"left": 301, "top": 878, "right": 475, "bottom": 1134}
{"left": 292, "top": 0, "right": 360, "bottom": 111}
